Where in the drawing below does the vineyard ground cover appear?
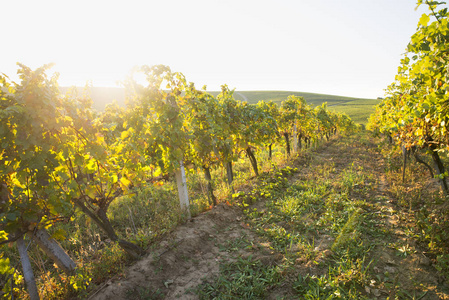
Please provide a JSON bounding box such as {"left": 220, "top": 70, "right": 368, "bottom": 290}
{"left": 87, "top": 132, "right": 449, "bottom": 300}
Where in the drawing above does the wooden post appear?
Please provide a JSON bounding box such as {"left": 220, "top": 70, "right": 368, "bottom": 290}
{"left": 175, "top": 160, "right": 191, "bottom": 219}
{"left": 17, "top": 236, "right": 40, "bottom": 300}
{"left": 31, "top": 229, "right": 76, "bottom": 275}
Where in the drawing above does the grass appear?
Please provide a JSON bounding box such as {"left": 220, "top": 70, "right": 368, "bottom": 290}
{"left": 195, "top": 136, "right": 377, "bottom": 298}
{"left": 328, "top": 99, "right": 380, "bottom": 125}
{"left": 196, "top": 256, "right": 283, "bottom": 299}
{"left": 195, "top": 132, "right": 449, "bottom": 299}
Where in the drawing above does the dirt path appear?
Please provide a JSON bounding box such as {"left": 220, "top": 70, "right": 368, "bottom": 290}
{"left": 87, "top": 203, "right": 251, "bottom": 299}
{"left": 89, "top": 134, "right": 448, "bottom": 299}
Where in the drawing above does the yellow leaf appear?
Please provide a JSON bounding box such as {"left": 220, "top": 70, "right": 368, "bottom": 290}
{"left": 0, "top": 231, "right": 8, "bottom": 242}
{"left": 120, "top": 177, "right": 131, "bottom": 190}
{"left": 419, "top": 14, "right": 430, "bottom": 27}
{"left": 415, "top": 128, "right": 423, "bottom": 136}
{"left": 121, "top": 130, "right": 129, "bottom": 139}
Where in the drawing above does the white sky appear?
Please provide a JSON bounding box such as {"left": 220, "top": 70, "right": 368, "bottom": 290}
{"left": 0, "top": 0, "right": 438, "bottom": 99}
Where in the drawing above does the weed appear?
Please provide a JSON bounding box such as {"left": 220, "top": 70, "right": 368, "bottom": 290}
{"left": 125, "top": 286, "right": 164, "bottom": 300}
{"left": 196, "top": 256, "right": 282, "bottom": 299}
{"left": 218, "top": 234, "right": 251, "bottom": 253}
{"left": 331, "top": 208, "right": 363, "bottom": 252}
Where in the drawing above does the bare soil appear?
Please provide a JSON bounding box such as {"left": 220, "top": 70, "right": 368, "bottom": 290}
{"left": 88, "top": 201, "right": 258, "bottom": 299}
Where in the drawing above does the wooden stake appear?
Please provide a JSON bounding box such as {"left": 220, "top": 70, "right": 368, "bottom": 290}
{"left": 17, "top": 236, "right": 40, "bottom": 300}
{"left": 175, "top": 160, "right": 191, "bottom": 219}
{"left": 31, "top": 229, "right": 76, "bottom": 275}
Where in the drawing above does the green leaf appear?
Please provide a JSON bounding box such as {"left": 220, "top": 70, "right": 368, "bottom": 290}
{"left": 6, "top": 213, "right": 17, "bottom": 221}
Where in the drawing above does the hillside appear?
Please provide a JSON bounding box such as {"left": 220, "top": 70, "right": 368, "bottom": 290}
{"left": 60, "top": 87, "right": 379, "bottom": 124}
{"left": 231, "top": 91, "right": 379, "bottom": 125}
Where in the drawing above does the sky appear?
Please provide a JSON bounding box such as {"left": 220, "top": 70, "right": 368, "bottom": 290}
{"left": 0, "top": 0, "right": 440, "bottom": 99}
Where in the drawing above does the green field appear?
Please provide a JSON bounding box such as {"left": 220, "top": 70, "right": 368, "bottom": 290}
{"left": 231, "top": 91, "right": 379, "bottom": 125}
{"left": 61, "top": 87, "right": 379, "bottom": 125}
{"left": 232, "top": 90, "right": 370, "bottom": 105}
{"left": 327, "top": 98, "right": 381, "bottom": 125}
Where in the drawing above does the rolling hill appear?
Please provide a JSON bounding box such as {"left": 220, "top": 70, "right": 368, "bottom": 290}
{"left": 60, "top": 87, "right": 379, "bottom": 125}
